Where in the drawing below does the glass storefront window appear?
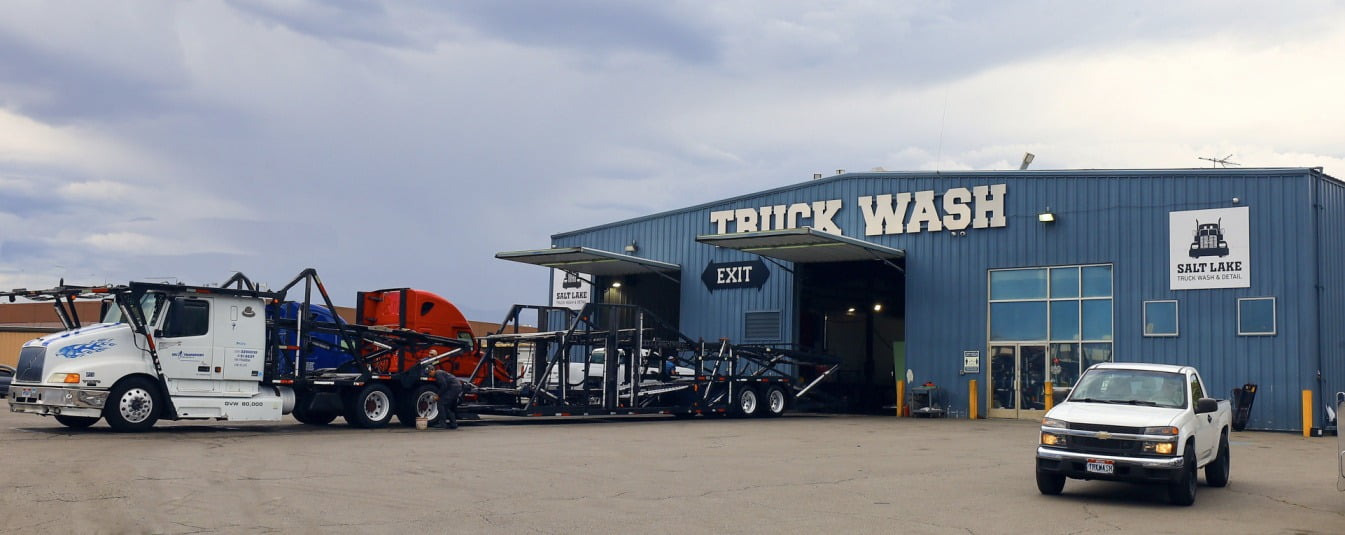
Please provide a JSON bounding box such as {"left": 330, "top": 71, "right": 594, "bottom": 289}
{"left": 1238, "top": 297, "right": 1276, "bottom": 335}
{"left": 1050, "top": 267, "right": 1079, "bottom": 298}
{"left": 990, "top": 302, "right": 1048, "bottom": 340}
{"left": 1081, "top": 299, "right": 1113, "bottom": 341}
{"left": 1082, "top": 342, "right": 1113, "bottom": 370}
{"left": 1049, "top": 301, "right": 1079, "bottom": 341}
{"left": 1081, "top": 265, "right": 1112, "bottom": 297}
{"left": 1143, "top": 300, "right": 1178, "bottom": 336}
{"left": 1049, "top": 343, "right": 1080, "bottom": 388}
{"left": 990, "top": 269, "right": 1047, "bottom": 300}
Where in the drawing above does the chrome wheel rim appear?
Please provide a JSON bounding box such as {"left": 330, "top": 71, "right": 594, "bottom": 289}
{"left": 119, "top": 387, "right": 154, "bottom": 423}
{"left": 768, "top": 389, "right": 786, "bottom": 414}
{"left": 363, "top": 390, "right": 391, "bottom": 421}
{"left": 416, "top": 391, "right": 439, "bottom": 419}
{"left": 741, "top": 390, "right": 757, "bottom": 414}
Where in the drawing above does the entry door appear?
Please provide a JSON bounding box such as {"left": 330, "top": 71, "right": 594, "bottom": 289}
{"left": 986, "top": 344, "right": 1047, "bottom": 420}
{"left": 157, "top": 297, "right": 218, "bottom": 394}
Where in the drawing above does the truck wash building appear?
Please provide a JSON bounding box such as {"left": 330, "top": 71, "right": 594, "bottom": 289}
{"left": 497, "top": 168, "right": 1345, "bottom": 432}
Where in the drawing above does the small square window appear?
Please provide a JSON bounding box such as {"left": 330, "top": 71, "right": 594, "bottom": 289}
{"left": 1238, "top": 297, "right": 1276, "bottom": 336}
{"left": 1143, "top": 300, "right": 1178, "bottom": 337}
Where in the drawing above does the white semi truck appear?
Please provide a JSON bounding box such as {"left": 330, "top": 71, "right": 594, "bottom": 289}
{"left": 5, "top": 270, "right": 471, "bottom": 431}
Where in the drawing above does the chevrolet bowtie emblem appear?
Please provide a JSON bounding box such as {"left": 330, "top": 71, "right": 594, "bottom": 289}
{"left": 1096, "top": 431, "right": 1112, "bottom": 440}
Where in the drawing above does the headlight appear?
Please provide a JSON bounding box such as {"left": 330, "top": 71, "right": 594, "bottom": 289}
{"left": 1142, "top": 441, "right": 1177, "bottom": 455}
{"left": 1142, "top": 426, "right": 1179, "bottom": 436}
{"left": 1042, "top": 417, "right": 1069, "bottom": 429}
{"left": 1041, "top": 432, "right": 1067, "bottom": 447}
{"left": 48, "top": 373, "right": 80, "bottom": 384}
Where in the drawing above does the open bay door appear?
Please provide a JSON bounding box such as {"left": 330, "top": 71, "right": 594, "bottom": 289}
{"left": 696, "top": 227, "right": 906, "bottom": 414}
{"left": 495, "top": 247, "right": 682, "bottom": 328}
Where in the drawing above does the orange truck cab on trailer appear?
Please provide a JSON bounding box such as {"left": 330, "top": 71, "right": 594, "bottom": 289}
{"left": 356, "top": 288, "right": 508, "bottom": 383}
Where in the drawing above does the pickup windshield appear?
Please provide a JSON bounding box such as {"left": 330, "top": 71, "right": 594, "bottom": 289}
{"left": 1068, "top": 369, "right": 1187, "bottom": 409}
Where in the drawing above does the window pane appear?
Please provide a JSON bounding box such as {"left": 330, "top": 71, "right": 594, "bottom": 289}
{"left": 1050, "top": 301, "right": 1079, "bottom": 341}
{"left": 1239, "top": 298, "right": 1275, "bottom": 335}
{"left": 1143, "top": 301, "right": 1178, "bottom": 336}
{"left": 1050, "top": 343, "right": 1080, "bottom": 388}
{"left": 990, "top": 269, "right": 1047, "bottom": 300}
{"left": 989, "top": 302, "right": 1048, "bottom": 341}
{"left": 1081, "top": 265, "right": 1112, "bottom": 297}
{"left": 1050, "top": 267, "right": 1079, "bottom": 298}
{"left": 1081, "top": 299, "right": 1113, "bottom": 340}
{"left": 1082, "top": 342, "right": 1112, "bottom": 370}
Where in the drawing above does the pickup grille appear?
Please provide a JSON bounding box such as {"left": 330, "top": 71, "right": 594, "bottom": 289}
{"left": 1069, "top": 437, "right": 1143, "bottom": 456}
{"left": 1071, "top": 423, "right": 1144, "bottom": 434}
{"left": 16, "top": 346, "right": 45, "bottom": 382}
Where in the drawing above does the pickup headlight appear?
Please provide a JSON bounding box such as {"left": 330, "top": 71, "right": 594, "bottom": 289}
{"left": 1040, "top": 417, "right": 1069, "bottom": 447}
{"left": 1140, "top": 427, "right": 1179, "bottom": 455}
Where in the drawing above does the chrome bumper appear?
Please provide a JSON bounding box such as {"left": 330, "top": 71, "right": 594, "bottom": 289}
{"left": 8, "top": 384, "right": 109, "bottom": 415}
{"left": 1036, "top": 446, "right": 1185, "bottom": 469}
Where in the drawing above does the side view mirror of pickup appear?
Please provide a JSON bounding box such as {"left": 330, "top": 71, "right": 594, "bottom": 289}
{"left": 1195, "top": 397, "right": 1219, "bottom": 414}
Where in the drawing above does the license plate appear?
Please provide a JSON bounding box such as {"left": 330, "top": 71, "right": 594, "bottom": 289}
{"left": 19, "top": 387, "right": 35, "bottom": 398}
{"left": 1086, "top": 459, "right": 1115, "bottom": 474}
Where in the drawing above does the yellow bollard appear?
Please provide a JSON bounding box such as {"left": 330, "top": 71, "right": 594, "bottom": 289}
{"left": 1044, "top": 381, "right": 1054, "bottom": 411}
{"left": 1302, "top": 389, "right": 1313, "bottom": 437}
{"left": 896, "top": 381, "right": 905, "bottom": 418}
{"left": 969, "top": 379, "right": 978, "bottom": 420}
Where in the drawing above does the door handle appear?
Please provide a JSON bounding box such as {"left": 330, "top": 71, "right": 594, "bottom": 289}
{"left": 1206, "top": 415, "right": 1212, "bottom": 423}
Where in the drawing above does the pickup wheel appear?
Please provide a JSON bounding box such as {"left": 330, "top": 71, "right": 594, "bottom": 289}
{"left": 103, "top": 377, "right": 161, "bottom": 432}
{"left": 54, "top": 414, "right": 100, "bottom": 429}
{"left": 343, "top": 384, "right": 394, "bottom": 429}
{"left": 1168, "top": 448, "right": 1198, "bottom": 506}
{"left": 730, "top": 386, "right": 761, "bottom": 418}
{"left": 1205, "top": 431, "right": 1231, "bottom": 487}
{"left": 397, "top": 385, "right": 439, "bottom": 427}
{"left": 762, "top": 385, "right": 787, "bottom": 417}
{"left": 1035, "top": 470, "right": 1065, "bottom": 495}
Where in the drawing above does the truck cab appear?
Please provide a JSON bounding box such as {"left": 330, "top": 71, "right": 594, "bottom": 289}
{"left": 1035, "top": 362, "right": 1232, "bottom": 505}
{"left": 9, "top": 284, "right": 291, "bottom": 431}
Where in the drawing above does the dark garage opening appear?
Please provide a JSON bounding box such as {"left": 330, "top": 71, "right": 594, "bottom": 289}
{"left": 797, "top": 259, "right": 905, "bottom": 413}
{"left": 598, "top": 272, "right": 682, "bottom": 331}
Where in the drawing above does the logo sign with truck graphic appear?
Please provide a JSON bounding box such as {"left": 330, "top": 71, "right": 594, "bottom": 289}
{"left": 1169, "top": 207, "right": 1250, "bottom": 290}
{"left": 551, "top": 269, "right": 592, "bottom": 311}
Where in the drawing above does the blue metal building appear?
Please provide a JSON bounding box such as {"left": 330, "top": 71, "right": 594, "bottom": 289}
{"left": 499, "top": 168, "right": 1345, "bottom": 432}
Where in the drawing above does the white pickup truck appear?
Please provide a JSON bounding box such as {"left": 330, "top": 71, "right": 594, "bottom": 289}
{"left": 1035, "top": 363, "right": 1232, "bottom": 505}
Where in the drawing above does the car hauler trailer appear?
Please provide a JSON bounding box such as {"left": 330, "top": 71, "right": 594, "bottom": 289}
{"left": 4, "top": 269, "right": 476, "bottom": 432}
{"left": 461, "top": 302, "right": 840, "bottom": 418}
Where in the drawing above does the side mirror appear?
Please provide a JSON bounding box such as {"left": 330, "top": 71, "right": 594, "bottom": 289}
{"left": 1195, "top": 397, "right": 1219, "bottom": 414}
{"left": 1053, "top": 386, "right": 1073, "bottom": 401}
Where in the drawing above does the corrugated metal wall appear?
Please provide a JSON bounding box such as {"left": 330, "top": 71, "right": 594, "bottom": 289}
{"left": 551, "top": 168, "right": 1325, "bottom": 431}
{"left": 1315, "top": 171, "right": 1345, "bottom": 426}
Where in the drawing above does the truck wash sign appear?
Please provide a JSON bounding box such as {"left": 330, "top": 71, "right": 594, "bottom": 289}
{"left": 551, "top": 269, "right": 592, "bottom": 311}
{"left": 707, "top": 184, "right": 1007, "bottom": 236}
{"left": 1169, "top": 207, "right": 1251, "bottom": 290}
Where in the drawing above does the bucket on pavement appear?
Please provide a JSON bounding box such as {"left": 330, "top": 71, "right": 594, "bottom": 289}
{"left": 415, "top": 417, "right": 428, "bottom": 430}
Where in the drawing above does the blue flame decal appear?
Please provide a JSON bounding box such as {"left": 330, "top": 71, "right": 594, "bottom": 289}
{"left": 57, "top": 338, "right": 116, "bottom": 359}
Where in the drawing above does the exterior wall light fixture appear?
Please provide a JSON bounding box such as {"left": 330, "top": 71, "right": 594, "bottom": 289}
{"left": 1038, "top": 211, "right": 1056, "bottom": 223}
{"left": 624, "top": 240, "right": 638, "bottom": 253}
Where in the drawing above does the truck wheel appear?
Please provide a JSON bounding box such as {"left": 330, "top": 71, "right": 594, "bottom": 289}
{"left": 54, "top": 414, "right": 100, "bottom": 429}
{"left": 762, "top": 385, "right": 787, "bottom": 417}
{"left": 397, "top": 385, "right": 439, "bottom": 427}
{"left": 344, "top": 384, "right": 394, "bottom": 429}
{"left": 730, "top": 386, "right": 760, "bottom": 418}
{"left": 1205, "top": 432, "right": 1231, "bottom": 487}
{"left": 292, "top": 403, "right": 338, "bottom": 425}
{"left": 1035, "top": 470, "right": 1065, "bottom": 495}
{"left": 1168, "top": 448, "right": 1198, "bottom": 506}
{"left": 104, "top": 377, "right": 161, "bottom": 432}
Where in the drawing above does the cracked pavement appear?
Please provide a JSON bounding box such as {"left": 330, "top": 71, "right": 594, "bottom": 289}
{"left": 0, "top": 410, "right": 1341, "bottom": 534}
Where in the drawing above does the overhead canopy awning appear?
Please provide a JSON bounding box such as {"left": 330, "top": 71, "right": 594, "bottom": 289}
{"left": 695, "top": 227, "right": 905, "bottom": 265}
{"left": 495, "top": 247, "right": 680, "bottom": 277}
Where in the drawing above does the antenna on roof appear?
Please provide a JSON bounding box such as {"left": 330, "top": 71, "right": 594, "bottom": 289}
{"left": 1198, "top": 154, "right": 1240, "bottom": 168}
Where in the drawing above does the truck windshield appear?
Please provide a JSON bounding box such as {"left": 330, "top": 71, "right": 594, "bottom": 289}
{"left": 1069, "top": 369, "right": 1187, "bottom": 409}
{"left": 101, "top": 292, "right": 166, "bottom": 327}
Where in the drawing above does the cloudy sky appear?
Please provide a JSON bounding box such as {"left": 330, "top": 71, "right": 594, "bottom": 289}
{"left": 1, "top": 1, "right": 1343, "bottom": 320}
